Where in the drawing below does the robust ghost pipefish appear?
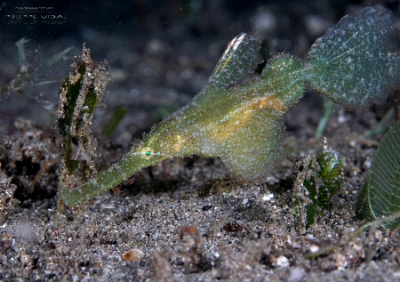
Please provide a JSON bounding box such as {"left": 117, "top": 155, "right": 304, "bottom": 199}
{"left": 59, "top": 7, "right": 400, "bottom": 206}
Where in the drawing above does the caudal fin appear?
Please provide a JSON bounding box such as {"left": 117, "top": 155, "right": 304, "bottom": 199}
{"left": 306, "top": 7, "right": 400, "bottom": 108}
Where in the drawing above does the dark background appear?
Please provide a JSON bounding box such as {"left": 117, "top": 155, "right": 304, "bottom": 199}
{"left": 0, "top": 0, "right": 398, "bottom": 139}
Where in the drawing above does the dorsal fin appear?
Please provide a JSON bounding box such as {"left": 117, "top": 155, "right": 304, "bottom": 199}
{"left": 208, "top": 33, "right": 261, "bottom": 89}
{"left": 306, "top": 7, "right": 400, "bottom": 108}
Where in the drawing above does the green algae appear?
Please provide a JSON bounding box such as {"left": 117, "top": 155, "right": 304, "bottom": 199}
{"left": 356, "top": 121, "right": 400, "bottom": 229}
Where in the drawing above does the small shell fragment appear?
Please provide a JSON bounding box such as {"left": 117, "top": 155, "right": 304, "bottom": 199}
{"left": 309, "top": 245, "right": 319, "bottom": 253}
{"left": 276, "top": 255, "right": 290, "bottom": 267}
{"left": 122, "top": 248, "right": 144, "bottom": 261}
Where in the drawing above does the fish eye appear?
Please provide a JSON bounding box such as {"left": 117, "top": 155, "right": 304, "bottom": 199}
{"left": 141, "top": 147, "right": 154, "bottom": 158}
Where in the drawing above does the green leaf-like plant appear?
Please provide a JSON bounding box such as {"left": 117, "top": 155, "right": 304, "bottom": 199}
{"left": 356, "top": 120, "right": 400, "bottom": 229}
{"left": 294, "top": 140, "right": 345, "bottom": 230}
{"left": 59, "top": 7, "right": 400, "bottom": 206}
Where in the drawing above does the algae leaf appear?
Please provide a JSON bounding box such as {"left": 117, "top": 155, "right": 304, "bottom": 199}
{"left": 298, "top": 142, "right": 345, "bottom": 229}
{"left": 356, "top": 120, "right": 400, "bottom": 229}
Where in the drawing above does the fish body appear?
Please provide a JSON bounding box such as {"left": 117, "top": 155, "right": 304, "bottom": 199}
{"left": 59, "top": 7, "right": 400, "bottom": 206}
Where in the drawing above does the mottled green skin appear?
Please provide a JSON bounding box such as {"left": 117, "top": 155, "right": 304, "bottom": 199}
{"left": 59, "top": 7, "right": 400, "bottom": 206}
{"left": 141, "top": 80, "right": 289, "bottom": 181}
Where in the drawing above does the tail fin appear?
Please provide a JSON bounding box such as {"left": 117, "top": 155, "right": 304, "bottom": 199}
{"left": 306, "top": 7, "right": 400, "bottom": 108}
